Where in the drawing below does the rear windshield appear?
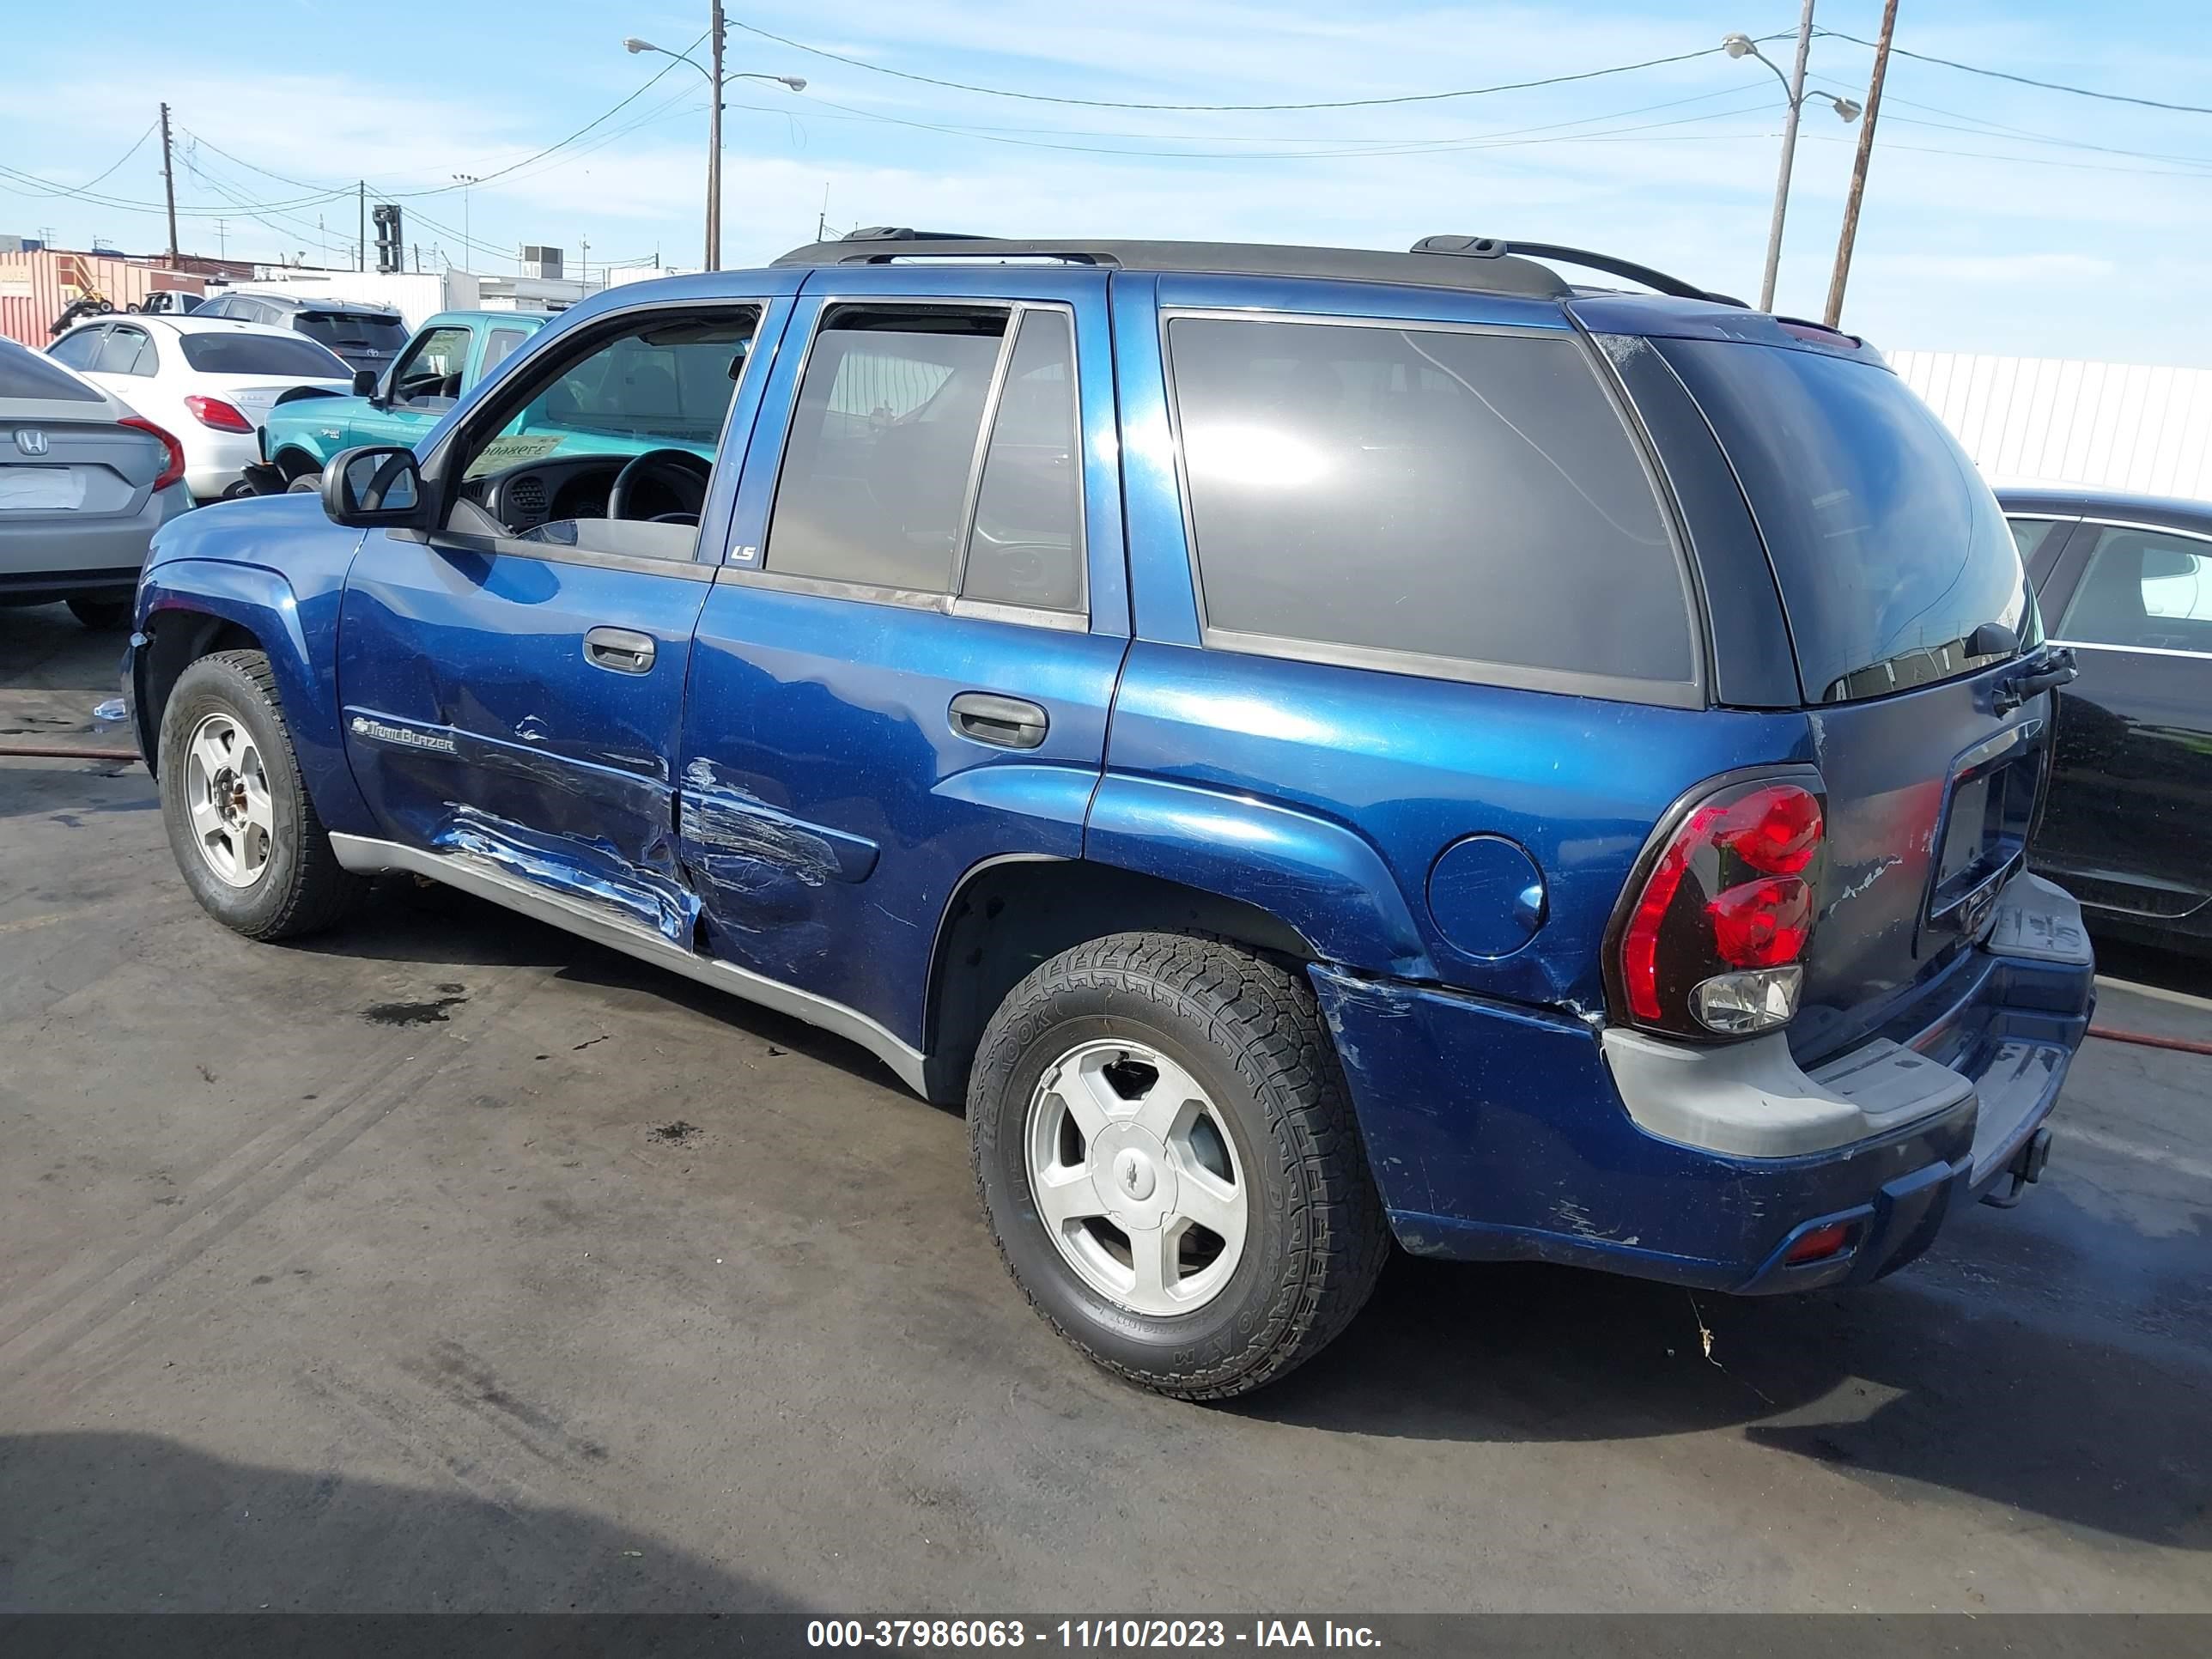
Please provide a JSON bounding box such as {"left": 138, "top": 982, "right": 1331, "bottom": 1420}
{"left": 1661, "top": 339, "right": 2035, "bottom": 703}
{"left": 296, "top": 313, "right": 409, "bottom": 356}
{"left": 0, "top": 340, "right": 102, "bottom": 402}
{"left": 180, "top": 332, "right": 350, "bottom": 379}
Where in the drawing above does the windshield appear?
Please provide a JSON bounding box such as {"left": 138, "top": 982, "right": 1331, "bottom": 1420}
{"left": 296, "top": 313, "right": 409, "bottom": 358}
{"left": 1660, "top": 339, "right": 2036, "bottom": 703}
{"left": 180, "top": 332, "right": 351, "bottom": 378}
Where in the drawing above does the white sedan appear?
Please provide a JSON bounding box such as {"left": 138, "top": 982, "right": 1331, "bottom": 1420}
{"left": 48, "top": 315, "right": 355, "bottom": 503}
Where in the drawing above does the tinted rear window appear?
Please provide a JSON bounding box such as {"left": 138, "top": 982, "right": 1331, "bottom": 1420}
{"left": 0, "top": 340, "right": 102, "bottom": 401}
{"left": 180, "top": 332, "right": 350, "bottom": 378}
{"left": 1661, "top": 340, "right": 2034, "bottom": 703}
{"left": 296, "top": 313, "right": 409, "bottom": 356}
{"left": 1168, "top": 316, "right": 1692, "bottom": 692}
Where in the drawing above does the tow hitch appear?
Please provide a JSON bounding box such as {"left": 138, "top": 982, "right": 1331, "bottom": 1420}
{"left": 1982, "top": 1126, "right": 2053, "bottom": 1209}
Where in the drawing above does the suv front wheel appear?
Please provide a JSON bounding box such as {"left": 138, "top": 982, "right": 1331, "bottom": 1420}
{"left": 156, "top": 648, "right": 366, "bottom": 939}
{"left": 969, "top": 933, "right": 1388, "bottom": 1399}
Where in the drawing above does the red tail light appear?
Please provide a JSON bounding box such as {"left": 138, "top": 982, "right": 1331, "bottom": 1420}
{"left": 184, "top": 395, "right": 252, "bottom": 433}
{"left": 1615, "top": 776, "right": 1826, "bottom": 1038}
{"left": 120, "top": 416, "right": 185, "bottom": 491}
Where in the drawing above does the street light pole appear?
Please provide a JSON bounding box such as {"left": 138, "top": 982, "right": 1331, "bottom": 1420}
{"left": 622, "top": 30, "right": 804, "bottom": 272}
{"left": 1762, "top": 0, "right": 1816, "bottom": 313}
{"left": 1824, "top": 0, "right": 1900, "bottom": 328}
{"left": 1725, "top": 15, "right": 1860, "bottom": 313}
{"left": 708, "top": 0, "right": 725, "bottom": 271}
{"left": 452, "top": 173, "right": 479, "bottom": 269}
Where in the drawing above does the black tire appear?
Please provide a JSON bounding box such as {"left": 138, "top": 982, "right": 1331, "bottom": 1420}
{"left": 287, "top": 474, "right": 322, "bottom": 494}
{"left": 67, "top": 596, "right": 132, "bottom": 630}
{"left": 969, "top": 933, "right": 1389, "bottom": 1400}
{"left": 157, "top": 649, "right": 367, "bottom": 940}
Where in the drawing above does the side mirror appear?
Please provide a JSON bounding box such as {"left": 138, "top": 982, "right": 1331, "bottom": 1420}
{"left": 322, "top": 446, "right": 428, "bottom": 529}
{"left": 351, "top": 368, "right": 379, "bottom": 398}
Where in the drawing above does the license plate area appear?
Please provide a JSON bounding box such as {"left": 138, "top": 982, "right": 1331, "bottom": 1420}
{"left": 1927, "top": 741, "right": 2041, "bottom": 941}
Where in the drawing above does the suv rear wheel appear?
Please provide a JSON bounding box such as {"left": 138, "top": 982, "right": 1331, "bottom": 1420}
{"left": 156, "top": 649, "right": 366, "bottom": 939}
{"left": 969, "top": 933, "right": 1388, "bottom": 1399}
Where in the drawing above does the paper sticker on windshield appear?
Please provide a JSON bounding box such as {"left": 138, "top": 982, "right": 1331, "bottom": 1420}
{"left": 465, "top": 434, "right": 565, "bottom": 478}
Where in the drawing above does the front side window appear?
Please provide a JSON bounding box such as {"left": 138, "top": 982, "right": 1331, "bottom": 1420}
{"left": 391, "top": 326, "right": 474, "bottom": 407}
{"left": 443, "top": 305, "right": 757, "bottom": 563}
{"left": 1167, "top": 315, "right": 1691, "bottom": 690}
{"left": 2058, "top": 526, "right": 2212, "bottom": 653}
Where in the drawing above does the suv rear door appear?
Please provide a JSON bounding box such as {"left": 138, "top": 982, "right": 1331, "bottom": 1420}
{"left": 676, "top": 264, "right": 1128, "bottom": 1067}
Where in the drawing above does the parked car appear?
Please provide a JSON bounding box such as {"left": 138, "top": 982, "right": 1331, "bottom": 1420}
{"left": 192, "top": 292, "right": 409, "bottom": 379}
{"left": 48, "top": 315, "right": 353, "bottom": 503}
{"left": 2002, "top": 487, "right": 2212, "bottom": 952}
{"left": 251, "top": 310, "right": 552, "bottom": 490}
{"left": 0, "top": 337, "right": 189, "bottom": 629}
{"left": 124, "top": 230, "right": 2092, "bottom": 1398}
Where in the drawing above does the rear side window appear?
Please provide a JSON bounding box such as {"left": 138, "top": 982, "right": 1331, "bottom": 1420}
{"left": 97, "top": 328, "right": 155, "bottom": 376}
{"left": 7, "top": 339, "right": 103, "bottom": 399}
{"left": 963, "top": 310, "right": 1083, "bottom": 611}
{"left": 483, "top": 327, "right": 529, "bottom": 374}
{"left": 1166, "top": 315, "right": 1692, "bottom": 692}
{"left": 180, "top": 332, "right": 349, "bottom": 378}
{"left": 1660, "top": 340, "right": 2034, "bottom": 703}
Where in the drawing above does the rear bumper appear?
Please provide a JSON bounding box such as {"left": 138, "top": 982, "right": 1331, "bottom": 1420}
{"left": 1311, "top": 872, "right": 2093, "bottom": 1294}
{"left": 0, "top": 482, "right": 191, "bottom": 599}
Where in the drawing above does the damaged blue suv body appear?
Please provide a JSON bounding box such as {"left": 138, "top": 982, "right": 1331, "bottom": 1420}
{"left": 127, "top": 230, "right": 2093, "bottom": 1399}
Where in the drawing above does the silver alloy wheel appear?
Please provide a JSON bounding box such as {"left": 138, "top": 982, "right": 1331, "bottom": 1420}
{"left": 182, "top": 710, "right": 274, "bottom": 888}
{"left": 1025, "top": 1037, "right": 1249, "bottom": 1317}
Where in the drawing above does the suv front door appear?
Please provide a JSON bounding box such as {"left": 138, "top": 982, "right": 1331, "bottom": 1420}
{"left": 334, "top": 293, "right": 793, "bottom": 943}
{"left": 678, "top": 267, "right": 1129, "bottom": 1073}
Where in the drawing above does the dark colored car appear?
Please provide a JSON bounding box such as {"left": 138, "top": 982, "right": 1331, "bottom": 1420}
{"left": 2003, "top": 487, "right": 2212, "bottom": 951}
{"left": 192, "top": 292, "right": 410, "bottom": 379}
{"left": 123, "top": 230, "right": 2090, "bottom": 1399}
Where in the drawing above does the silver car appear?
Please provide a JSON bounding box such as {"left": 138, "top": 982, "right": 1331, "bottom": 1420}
{"left": 0, "top": 336, "right": 191, "bottom": 629}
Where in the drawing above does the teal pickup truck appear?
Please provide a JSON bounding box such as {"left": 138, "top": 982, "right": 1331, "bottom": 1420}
{"left": 253, "top": 311, "right": 551, "bottom": 489}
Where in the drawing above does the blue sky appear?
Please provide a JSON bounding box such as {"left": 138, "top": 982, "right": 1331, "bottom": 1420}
{"left": 3, "top": 2, "right": 2208, "bottom": 363}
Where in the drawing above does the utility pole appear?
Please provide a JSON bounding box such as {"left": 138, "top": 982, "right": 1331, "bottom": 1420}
{"left": 707, "top": 0, "right": 726, "bottom": 271}
{"left": 1824, "top": 0, "right": 1899, "bottom": 329}
{"left": 358, "top": 181, "right": 366, "bottom": 273}
{"left": 1757, "top": 0, "right": 1818, "bottom": 313}
{"left": 579, "top": 232, "right": 591, "bottom": 289}
{"left": 216, "top": 219, "right": 227, "bottom": 260}
{"left": 158, "top": 102, "right": 179, "bottom": 266}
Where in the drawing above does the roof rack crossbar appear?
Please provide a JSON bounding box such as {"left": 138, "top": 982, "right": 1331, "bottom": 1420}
{"left": 1411, "top": 235, "right": 1747, "bottom": 307}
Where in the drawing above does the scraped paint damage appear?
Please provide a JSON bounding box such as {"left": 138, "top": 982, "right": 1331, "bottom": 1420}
{"left": 434, "top": 802, "right": 699, "bottom": 945}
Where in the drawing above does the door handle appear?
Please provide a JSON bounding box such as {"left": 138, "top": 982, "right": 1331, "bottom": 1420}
{"left": 949, "top": 691, "right": 1048, "bottom": 750}
{"left": 584, "top": 626, "right": 656, "bottom": 675}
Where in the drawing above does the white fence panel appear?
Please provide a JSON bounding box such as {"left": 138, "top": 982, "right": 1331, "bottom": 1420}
{"left": 1890, "top": 350, "right": 2212, "bottom": 501}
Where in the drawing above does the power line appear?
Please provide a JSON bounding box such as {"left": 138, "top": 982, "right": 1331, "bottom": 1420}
{"left": 1815, "top": 27, "right": 2212, "bottom": 116}
{"left": 726, "top": 18, "right": 1764, "bottom": 112}
{"left": 76, "top": 119, "right": 157, "bottom": 191}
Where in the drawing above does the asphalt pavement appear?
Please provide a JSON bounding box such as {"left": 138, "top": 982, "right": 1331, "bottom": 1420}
{"left": 2, "top": 600, "right": 2206, "bottom": 1613}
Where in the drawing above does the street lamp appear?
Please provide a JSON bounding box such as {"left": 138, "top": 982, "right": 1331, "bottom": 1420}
{"left": 625, "top": 7, "right": 805, "bottom": 272}
{"left": 1725, "top": 15, "right": 1860, "bottom": 313}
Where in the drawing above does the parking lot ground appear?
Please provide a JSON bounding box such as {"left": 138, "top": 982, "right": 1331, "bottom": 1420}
{"left": 2, "top": 601, "right": 2207, "bottom": 1613}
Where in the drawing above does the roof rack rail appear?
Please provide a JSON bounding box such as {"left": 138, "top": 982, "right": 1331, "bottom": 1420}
{"left": 768, "top": 230, "right": 1574, "bottom": 298}
{"left": 1411, "top": 235, "right": 1747, "bottom": 308}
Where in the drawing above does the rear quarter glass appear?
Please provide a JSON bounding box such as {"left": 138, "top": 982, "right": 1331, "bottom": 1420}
{"left": 1658, "top": 338, "right": 2035, "bottom": 705}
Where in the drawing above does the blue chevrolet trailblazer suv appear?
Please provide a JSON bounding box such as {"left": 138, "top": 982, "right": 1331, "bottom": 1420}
{"left": 125, "top": 229, "right": 2094, "bottom": 1399}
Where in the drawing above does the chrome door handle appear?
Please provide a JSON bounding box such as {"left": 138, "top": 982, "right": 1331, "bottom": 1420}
{"left": 949, "top": 691, "right": 1048, "bottom": 750}
{"left": 584, "top": 626, "right": 656, "bottom": 674}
